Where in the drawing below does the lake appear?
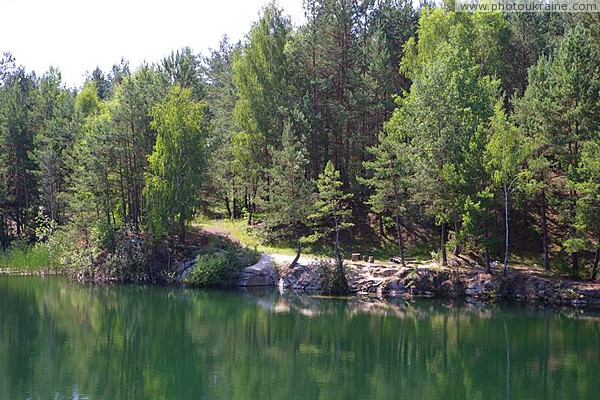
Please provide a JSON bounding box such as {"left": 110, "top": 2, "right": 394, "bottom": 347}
{"left": 1, "top": 275, "right": 599, "bottom": 400}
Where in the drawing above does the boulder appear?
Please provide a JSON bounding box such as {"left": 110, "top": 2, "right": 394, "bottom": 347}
{"left": 237, "top": 255, "right": 279, "bottom": 287}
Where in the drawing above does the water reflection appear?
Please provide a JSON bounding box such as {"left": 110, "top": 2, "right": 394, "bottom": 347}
{"left": 1, "top": 276, "right": 599, "bottom": 400}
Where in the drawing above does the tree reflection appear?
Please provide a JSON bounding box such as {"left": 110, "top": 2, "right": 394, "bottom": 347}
{"left": 0, "top": 276, "right": 599, "bottom": 400}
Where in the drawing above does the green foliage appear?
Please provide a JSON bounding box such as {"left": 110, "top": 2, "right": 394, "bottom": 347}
{"left": 264, "top": 123, "right": 314, "bottom": 238}
{"left": 145, "top": 85, "right": 207, "bottom": 240}
{"left": 231, "top": 3, "right": 292, "bottom": 199}
{"left": 0, "top": 242, "right": 53, "bottom": 272}
{"left": 1, "top": 3, "right": 598, "bottom": 282}
{"left": 485, "top": 101, "right": 530, "bottom": 274}
{"left": 575, "top": 141, "right": 600, "bottom": 253}
{"left": 99, "top": 227, "right": 150, "bottom": 283}
{"left": 59, "top": 224, "right": 151, "bottom": 283}
{"left": 315, "top": 258, "right": 350, "bottom": 295}
{"left": 185, "top": 245, "right": 260, "bottom": 287}
{"left": 485, "top": 102, "right": 529, "bottom": 187}
{"left": 75, "top": 81, "right": 100, "bottom": 116}
{"left": 310, "top": 160, "right": 353, "bottom": 256}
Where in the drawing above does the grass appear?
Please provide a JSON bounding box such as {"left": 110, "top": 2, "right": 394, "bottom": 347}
{"left": 196, "top": 216, "right": 435, "bottom": 263}
{"left": 0, "top": 243, "right": 55, "bottom": 273}
{"left": 196, "top": 217, "right": 321, "bottom": 257}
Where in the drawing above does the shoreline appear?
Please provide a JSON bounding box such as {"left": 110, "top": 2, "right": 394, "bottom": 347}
{"left": 4, "top": 257, "right": 600, "bottom": 311}
{"left": 271, "top": 257, "right": 600, "bottom": 310}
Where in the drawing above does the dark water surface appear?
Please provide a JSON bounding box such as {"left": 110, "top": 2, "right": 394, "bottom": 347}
{"left": 1, "top": 276, "right": 599, "bottom": 400}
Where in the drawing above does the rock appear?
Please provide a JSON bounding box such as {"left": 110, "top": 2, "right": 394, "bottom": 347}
{"left": 237, "top": 255, "right": 279, "bottom": 287}
{"left": 571, "top": 298, "right": 588, "bottom": 308}
{"left": 382, "top": 279, "right": 407, "bottom": 296}
{"left": 273, "top": 255, "right": 600, "bottom": 310}
{"left": 178, "top": 258, "right": 197, "bottom": 280}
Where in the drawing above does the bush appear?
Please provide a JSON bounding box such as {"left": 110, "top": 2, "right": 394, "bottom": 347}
{"left": 59, "top": 224, "right": 151, "bottom": 283}
{"left": 100, "top": 228, "right": 149, "bottom": 283}
{"left": 185, "top": 245, "right": 260, "bottom": 287}
{"left": 316, "top": 257, "right": 350, "bottom": 295}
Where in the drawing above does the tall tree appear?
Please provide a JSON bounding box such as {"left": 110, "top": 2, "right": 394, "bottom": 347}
{"left": 362, "top": 116, "right": 413, "bottom": 267}
{"left": 311, "top": 160, "right": 353, "bottom": 259}
{"left": 232, "top": 4, "right": 292, "bottom": 223}
{"left": 547, "top": 25, "right": 600, "bottom": 276}
{"left": 32, "top": 68, "right": 77, "bottom": 224}
{"left": 161, "top": 47, "right": 205, "bottom": 100}
{"left": 145, "top": 85, "right": 207, "bottom": 241}
{"left": 0, "top": 66, "right": 38, "bottom": 237}
{"left": 575, "top": 141, "right": 600, "bottom": 280}
{"left": 485, "top": 102, "right": 529, "bottom": 276}
{"left": 396, "top": 7, "right": 498, "bottom": 264}
{"left": 515, "top": 56, "right": 555, "bottom": 271}
{"left": 264, "top": 123, "right": 313, "bottom": 268}
{"left": 205, "top": 36, "right": 243, "bottom": 219}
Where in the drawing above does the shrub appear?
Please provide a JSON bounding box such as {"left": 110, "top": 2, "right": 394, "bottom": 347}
{"left": 100, "top": 228, "right": 149, "bottom": 283}
{"left": 186, "top": 245, "right": 260, "bottom": 287}
{"left": 59, "top": 224, "right": 150, "bottom": 283}
{"left": 316, "top": 257, "right": 350, "bottom": 295}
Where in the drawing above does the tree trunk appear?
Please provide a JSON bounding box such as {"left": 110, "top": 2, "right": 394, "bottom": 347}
{"left": 453, "top": 220, "right": 461, "bottom": 256}
{"left": 592, "top": 247, "right": 600, "bottom": 281}
{"left": 541, "top": 192, "right": 550, "bottom": 271}
{"left": 247, "top": 202, "right": 254, "bottom": 226}
{"left": 395, "top": 213, "right": 407, "bottom": 268}
{"left": 503, "top": 181, "right": 510, "bottom": 277}
{"left": 378, "top": 214, "right": 384, "bottom": 236}
{"left": 334, "top": 217, "right": 340, "bottom": 260}
{"left": 569, "top": 190, "right": 579, "bottom": 277}
{"left": 225, "top": 196, "right": 232, "bottom": 219}
{"left": 570, "top": 233, "right": 579, "bottom": 278}
{"left": 119, "top": 168, "right": 127, "bottom": 225}
{"left": 290, "top": 226, "right": 301, "bottom": 268}
{"left": 441, "top": 222, "right": 447, "bottom": 266}
{"left": 485, "top": 247, "right": 492, "bottom": 273}
{"left": 178, "top": 216, "right": 186, "bottom": 244}
{"left": 483, "top": 223, "right": 491, "bottom": 273}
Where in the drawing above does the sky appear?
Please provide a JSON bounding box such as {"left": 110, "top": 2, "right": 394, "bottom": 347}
{"left": 0, "top": 0, "right": 306, "bottom": 87}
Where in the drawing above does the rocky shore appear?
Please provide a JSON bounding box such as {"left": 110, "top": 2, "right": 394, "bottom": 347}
{"left": 237, "top": 255, "right": 600, "bottom": 310}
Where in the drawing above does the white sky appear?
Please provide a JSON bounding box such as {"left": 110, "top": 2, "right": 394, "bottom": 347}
{"left": 0, "top": 0, "right": 306, "bottom": 87}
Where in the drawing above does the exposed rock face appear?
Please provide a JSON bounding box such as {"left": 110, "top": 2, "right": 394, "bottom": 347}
{"left": 279, "top": 263, "right": 326, "bottom": 291}
{"left": 278, "top": 260, "right": 600, "bottom": 309}
{"left": 180, "top": 249, "right": 600, "bottom": 309}
{"left": 237, "top": 255, "right": 279, "bottom": 287}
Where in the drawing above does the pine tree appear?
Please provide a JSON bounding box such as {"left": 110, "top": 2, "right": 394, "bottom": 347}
{"left": 32, "top": 68, "right": 77, "bottom": 225}
{"left": 311, "top": 160, "right": 353, "bottom": 259}
{"left": 515, "top": 56, "right": 555, "bottom": 271}
{"left": 362, "top": 114, "right": 412, "bottom": 267}
{"left": 265, "top": 123, "right": 313, "bottom": 268}
{"left": 576, "top": 141, "right": 600, "bottom": 280}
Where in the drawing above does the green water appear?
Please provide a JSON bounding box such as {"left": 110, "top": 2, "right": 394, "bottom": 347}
{"left": 1, "top": 276, "right": 599, "bottom": 400}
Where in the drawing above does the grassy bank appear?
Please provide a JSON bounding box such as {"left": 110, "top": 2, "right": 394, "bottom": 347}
{"left": 196, "top": 217, "right": 313, "bottom": 257}
{"left": 0, "top": 243, "right": 56, "bottom": 274}
{"left": 196, "top": 217, "right": 434, "bottom": 262}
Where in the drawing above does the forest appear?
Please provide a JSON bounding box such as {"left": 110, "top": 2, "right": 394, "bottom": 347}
{"left": 0, "top": 0, "right": 599, "bottom": 283}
